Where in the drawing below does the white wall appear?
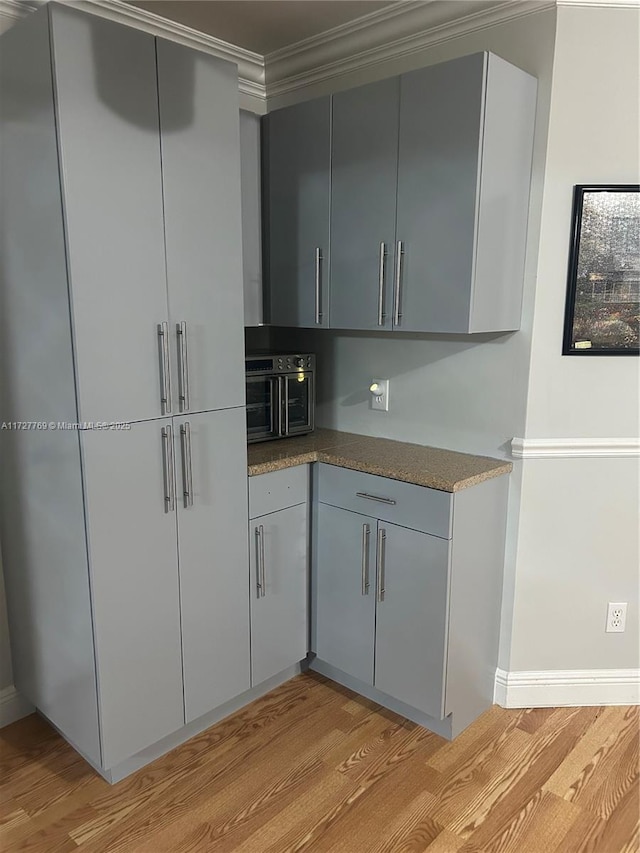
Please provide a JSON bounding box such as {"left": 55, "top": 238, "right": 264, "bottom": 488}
{"left": 508, "top": 4, "right": 640, "bottom": 673}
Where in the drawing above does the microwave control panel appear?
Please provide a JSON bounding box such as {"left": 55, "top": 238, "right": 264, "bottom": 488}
{"left": 246, "top": 353, "right": 315, "bottom": 375}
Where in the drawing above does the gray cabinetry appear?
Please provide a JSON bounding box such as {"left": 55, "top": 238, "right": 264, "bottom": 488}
{"left": 249, "top": 468, "right": 310, "bottom": 687}
{"left": 329, "top": 78, "right": 400, "bottom": 330}
{"left": 312, "top": 464, "right": 509, "bottom": 739}
{"left": 395, "top": 53, "right": 536, "bottom": 332}
{"left": 374, "top": 523, "right": 449, "bottom": 720}
{"left": 264, "top": 52, "right": 536, "bottom": 333}
{"left": 264, "top": 97, "right": 331, "bottom": 328}
{"left": 157, "top": 41, "right": 245, "bottom": 412}
{"left": 0, "top": 4, "right": 249, "bottom": 780}
{"left": 175, "top": 408, "right": 251, "bottom": 723}
{"left": 313, "top": 505, "right": 449, "bottom": 721}
{"left": 314, "top": 504, "right": 376, "bottom": 685}
{"left": 51, "top": 7, "right": 169, "bottom": 424}
{"left": 80, "top": 421, "right": 185, "bottom": 769}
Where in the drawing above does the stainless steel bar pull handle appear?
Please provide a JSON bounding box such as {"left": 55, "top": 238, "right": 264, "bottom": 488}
{"left": 157, "top": 322, "right": 172, "bottom": 415}
{"left": 254, "top": 527, "right": 263, "bottom": 598}
{"left": 255, "top": 524, "right": 266, "bottom": 598}
{"left": 356, "top": 491, "right": 397, "bottom": 506}
{"left": 377, "top": 242, "right": 387, "bottom": 326}
{"left": 176, "top": 322, "right": 190, "bottom": 412}
{"left": 314, "top": 247, "right": 323, "bottom": 325}
{"left": 161, "top": 425, "right": 175, "bottom": 513}
{"left": 180, "top": 422, "right": 194, "bottom": 508}
{"left": 361, "top": 523, "right": 371, "bottom": 596}
{"left": 393, "top": 240, "right": 404, "bottom": 326}
{"left": 377, "top": 528, "right": 386, "bottom": 602}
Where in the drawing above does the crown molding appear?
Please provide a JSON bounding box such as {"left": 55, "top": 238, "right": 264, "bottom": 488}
{"left": 0, "top": 0, "right": 266, "bottom": 102}
{"left": 264, "top": 0, "right": 555, "bottom": 100}
{"left": 0, "top": 0, "right": 39, "bottom": 22}
{"left": 511, "top": 437, "right": 640, "bottom": 458}
{"left": 557, "top": 0, "right": 639, "bottom": 7}
{"left": 4, "top": 0, "right": 631, "bottom": 108}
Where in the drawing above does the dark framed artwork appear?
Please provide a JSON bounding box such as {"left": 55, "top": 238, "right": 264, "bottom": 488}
{"left": 562, "top": 185, "right": 640, "bottom": 355}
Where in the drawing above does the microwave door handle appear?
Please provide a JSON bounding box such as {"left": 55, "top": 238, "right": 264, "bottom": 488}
{"left": 269, "top": 376, "right": 277, "bottom": 438}
{"left": 282, "top": 376, "right": 290, "bottom": 436}
{"left": 277, "top": 375, "right": 284, "bottom": 437}
{"left": 307, "top": 372, "right": 314, "bottom": 432}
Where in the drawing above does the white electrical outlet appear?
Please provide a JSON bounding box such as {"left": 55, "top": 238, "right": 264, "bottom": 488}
{"left": 370, "top": 380, "right": 389, "bottom": 412}
{"left": 606, "top": 602, "right": 627, "bottom": 633}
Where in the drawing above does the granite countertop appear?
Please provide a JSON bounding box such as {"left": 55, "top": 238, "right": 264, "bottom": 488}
{"left": 247, "top": 429, "right": 512, "bottom": 493}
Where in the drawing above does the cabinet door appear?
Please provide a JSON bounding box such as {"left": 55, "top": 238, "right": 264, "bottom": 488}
{"left": 374, "top": 522, "right": 450, "bottom": 720}
{"left": 81, "top": 420, "right": 184, "bottom": 769}
{"left": 314, "top": 504, "right": 376, "bottom": 685}
{"left": 250, "top": 503, "right": 309, "bottom": 686}
{"left": 265, "top": 97, "right": 331, "bottom": 328}
{"left": 175, "top": 408, "right": 251, "bottom": 722}
{"left": 395, "top": 53, "right": 486, "bottom": 332}
{"left": 330, "top": 78, "right": 399, "bottom": 330}
{"left": 50, "top": 6, "right": 170, "bottom": 424}
{"left": 157, "top": 41, "right": 245, "bottom": 414}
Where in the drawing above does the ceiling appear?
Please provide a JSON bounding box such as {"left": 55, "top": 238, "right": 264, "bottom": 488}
{"left": 128, "top": 1, "right": 398, "bottom": 55}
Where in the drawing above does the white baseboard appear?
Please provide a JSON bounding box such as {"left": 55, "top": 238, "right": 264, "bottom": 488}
{"left": 495, "top": 668, "right": 640, "bottom": 708}
{"left": 0, "top": 685, "right": 34, "bottom": 728}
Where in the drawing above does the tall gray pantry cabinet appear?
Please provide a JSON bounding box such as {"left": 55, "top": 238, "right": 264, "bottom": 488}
{"left": 0, "top": 4, "right": 249, "bottom": 777}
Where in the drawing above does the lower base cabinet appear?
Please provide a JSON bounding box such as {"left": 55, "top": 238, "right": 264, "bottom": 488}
{"left": 312, "top": 463, "right": 508, "bottom": 737}
{"left": 315, "top": 504, "right": 449, "bottom": 720}
{"left": 248, "top": 467, "right": 310, "bottom": 687}
{"left": 373, "top": 522, "right": 449, "bottom": 720}
{"left": 315, "top": 505, "right": 376, "bottom": 685}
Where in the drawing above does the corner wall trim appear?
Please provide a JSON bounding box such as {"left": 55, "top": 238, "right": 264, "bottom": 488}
{"left": 0, "top": 685, "right": 34, "bottom": 728}
{"left": 511, "top": 437, "right": 640, "bottom": 458}
{"left": 495, "top": 668, "right": 640, "bottom": 707}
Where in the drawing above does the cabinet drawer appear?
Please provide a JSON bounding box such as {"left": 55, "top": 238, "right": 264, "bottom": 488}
{"left": 315, "top": 464, "right": 452, "bottom": 539}
{"left": 249, "top": 465, "right": 309, "bottom": 518}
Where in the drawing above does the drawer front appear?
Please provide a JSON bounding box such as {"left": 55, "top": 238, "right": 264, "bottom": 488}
{"left": 315, "top": 464, "right": 452, "bottom": 539}
{"left": 249, "top": 465, "right": 309, "bottom": 518}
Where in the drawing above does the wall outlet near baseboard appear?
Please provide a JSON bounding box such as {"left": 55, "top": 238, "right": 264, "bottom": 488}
{"left": 606, "top": 602, "right": 627, "bottom": 633}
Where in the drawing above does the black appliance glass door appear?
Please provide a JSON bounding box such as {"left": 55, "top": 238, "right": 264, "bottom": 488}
{"left": 283, "top": 372, "right": 314, "bottom": 435}
{"left": 246, "top": 375, "right": 279, "bottom": 442}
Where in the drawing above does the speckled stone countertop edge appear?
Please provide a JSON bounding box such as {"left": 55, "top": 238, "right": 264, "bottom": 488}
{"left": 246, "top": 431, "right": 512, "bottom": 493}
{"left": 313, "top": 455, "right": 512, "bottom": 492}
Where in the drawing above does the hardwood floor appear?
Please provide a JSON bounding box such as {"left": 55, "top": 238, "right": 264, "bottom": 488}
{"left": 0, "top": 673, "right": 638, "bottom": 852}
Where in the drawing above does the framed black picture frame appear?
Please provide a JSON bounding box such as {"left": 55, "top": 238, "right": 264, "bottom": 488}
{"left": 562, "top": 184, "right": 640, "bottom": 355}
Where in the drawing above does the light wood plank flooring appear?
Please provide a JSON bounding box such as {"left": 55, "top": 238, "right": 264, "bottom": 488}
{"left": 0, "top": 673, "right": 638, "bottom": 852}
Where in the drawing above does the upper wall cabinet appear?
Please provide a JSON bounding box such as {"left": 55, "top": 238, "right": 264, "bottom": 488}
{"left": 330, "top": 77, "right": 400, "bottom": 331}
{"left": 263, "top": 52, "right": 537, "bottom": 334}
{"left": 263, "top": 96, "right": 331, "bottom": 328}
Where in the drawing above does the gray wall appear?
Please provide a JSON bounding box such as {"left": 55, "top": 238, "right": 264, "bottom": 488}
{"left": 508, "top": 5, "right": 640, "bottom": 672}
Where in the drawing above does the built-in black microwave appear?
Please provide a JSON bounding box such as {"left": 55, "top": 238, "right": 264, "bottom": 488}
{"left": 245, "top": 353, "right": 315, "bottom": 443}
